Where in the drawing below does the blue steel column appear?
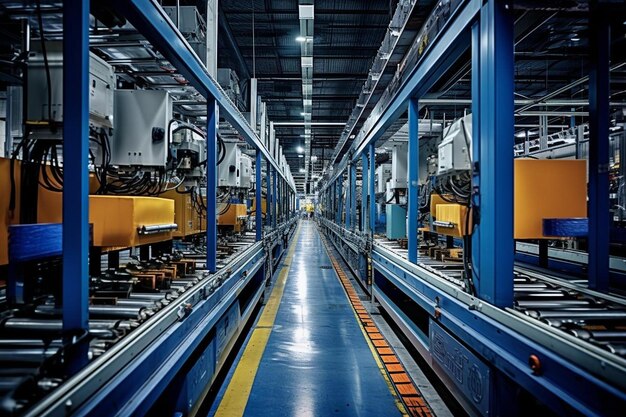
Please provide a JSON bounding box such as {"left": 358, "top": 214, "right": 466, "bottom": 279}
{"left": 471, "top": 22, "right": 481, "bottom": 290}
{"left": 407, "top": 98, "right": 419, "bottom": 264}
{"left": 361, "top": 153, "right": 368, "bottom": 232}
{"left": 255, "top": 151, "right": 263, "bottom": 241}
{"left": 350, "top": 162, "right": 357, "bottom": 230}
{"left": 345, "top": 167, "right": 351, "bottom": 228}
{"left": 266, "top": 160, "right": 272, "bottom": 227}
{"left": 369, "top": 143, "right": 376, "bottom": 233}
{"left": 206, "top": 97, "right": 218, "bottom": 273}
{"left": 474, "top": 0, "right": 514, "bottom": 307}
{"left": 337, "top": 176, "right": 343, "bottom": 225}
{"left": 62, "top": 0, "right": 90, "bottom": 370}
{"left": 588, "top": 6, "right": 610, "bottom": 291}
{"left": 272, "top": 168, "right": 278, "bottom": 228}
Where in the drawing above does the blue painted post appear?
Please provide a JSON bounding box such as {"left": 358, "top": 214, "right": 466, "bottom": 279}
{"left": 272, "top": 168, "right": 278, "bottom": 228}
{"left": 369, "top": 143, "right": 376, "bottom": 233}
{"left": 349, "top": 162, "right": 357, "bottom": 230}
{"left": 407, "top": 98, "right": 419, "bottom": 264}
{"left": 588, "top": 7, "right": 610, "bottom": 291}
{"left": 474, "top": 0, "right": 514, "bottom": 307}
{"left": 63, "top": 0, "right": 90, "bottom": 371}
{"left": 206, "top": 97, "right": 218, "bottom": 273}
{"left": 361, "top": 153, "right": 368, "bottom": 232}
{"left": 346, "top": 165, "right": 352, "bottom": 228}
{"left": 471, "top": 22, "right": 481, "bottom": 290}
{"left": 337, "top": 176, "right": 343, "bottom": 225}
{"left": 255, "top": 150, "right": 262, "bottom": 241}
{"left": 266, "top": 160, "right": 272, "bottom": 227}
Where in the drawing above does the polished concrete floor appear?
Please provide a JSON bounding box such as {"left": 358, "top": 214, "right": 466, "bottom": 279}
{"left": 211, "top": 221, "right": 402, "bottom": 416}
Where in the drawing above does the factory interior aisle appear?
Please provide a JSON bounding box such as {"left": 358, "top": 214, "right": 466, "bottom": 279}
{"left": 211, "top": 221, "right": 406, "bottom": 417}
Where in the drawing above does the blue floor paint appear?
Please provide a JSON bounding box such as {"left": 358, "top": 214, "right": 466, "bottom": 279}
{"left": 212, "top": 221, "right": 401, "bottom": 416}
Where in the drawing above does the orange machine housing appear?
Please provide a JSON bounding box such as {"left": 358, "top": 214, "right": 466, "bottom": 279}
{"left": 162, "top": 190, "right": 204, "bottom": 237}
{"left": 514, "top": 159, "right": 587, "bottom": 239}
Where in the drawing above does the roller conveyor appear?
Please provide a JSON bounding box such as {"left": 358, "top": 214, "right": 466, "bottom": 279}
{"left": 373, "top": 235, "right": 626, "bottom": 362}
{"left": 0, "top": 227, "right": 273, "bottom": 416}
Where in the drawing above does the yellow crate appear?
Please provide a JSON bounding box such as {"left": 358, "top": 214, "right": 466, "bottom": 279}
{"left": 435, "top": 203, "right": 471, "bottom": 238}
{"left": 250, "top": 198, "right": 267, "bottom": 215}
{"left": 514, "top": 159, "right": 586, "bottom": 239}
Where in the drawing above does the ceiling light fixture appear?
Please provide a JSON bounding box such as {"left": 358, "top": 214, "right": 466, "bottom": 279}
{"left": 296, "top": 35, "right": 306, "bottom": 42}
{"left": 296, "top": 145, "right": 304, "bottom": 153}
{"left": 571, "top": 34, "right": 580, "bottom": 42}
{"left": 299, "top": 168, "right": 306, "bottom": 173}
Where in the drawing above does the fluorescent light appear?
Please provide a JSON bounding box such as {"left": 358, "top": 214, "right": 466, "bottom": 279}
{"left": 298, "top": 154, "right": 304, "bottom": 158}
{"left": 296, "top": 146, "right": 304, "bottom": 153}
{"left": 571, "top": 33, "right": 580, "bottom": 42}
{"left": 299, "top": 168, "right": 306, "bottom": 173}
{"left": 296, "top": 36, "right": 307, "bottom": 42}
{"left": 299, "top": 5, "right": 314, "bottom": 20}
{"left": 300, "top": 112, "right": 310, "bottom": 117}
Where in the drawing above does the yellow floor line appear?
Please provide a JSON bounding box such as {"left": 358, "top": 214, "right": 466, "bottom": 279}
{"left": 214, "top": 225, "right": 301, "bottom": 417}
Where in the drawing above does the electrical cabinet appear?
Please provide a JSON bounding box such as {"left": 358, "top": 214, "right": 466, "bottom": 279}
{"left": 110, "top": 90, "right": 173, "bottom": 167}
{"left": 240, "top": 154, "right": 252, "bottom": 189}
{"left": 386, "top": 204, "right": 407, "bottom": 239}
{"left": 390, "top": 143, "right": 408, "bottom": 189}
{"left": 27, "top": 44, "right": 114, "bottom": 128}
{"left": 375, "top": 163, "right": 392, "bottom": 194}
{"left": 438, "top": 115, "right": 472, "bottom": 175}
{"left": 218, "top": 142, "right": 242, "bottom": 187}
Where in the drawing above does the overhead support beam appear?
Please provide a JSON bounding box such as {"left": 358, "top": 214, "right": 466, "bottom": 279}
{"left": 472, "top": 0, "right": 515, "bottom": 307}
{"left": 587, "top": 6, "right": 610, "bottom": 291}
{"left": 272, "top": 122, "right": 347, "bottom": 126}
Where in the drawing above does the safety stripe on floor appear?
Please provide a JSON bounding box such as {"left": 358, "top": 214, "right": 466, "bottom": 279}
{"left": 214, "top": 225, "right": 301, "bottom": 417}
{"left": 320, "top": 234, "right": 433, "bottom": 417}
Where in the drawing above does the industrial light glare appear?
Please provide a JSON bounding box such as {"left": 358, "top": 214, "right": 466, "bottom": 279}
{"left": 571, "top": 34, "right": 580, "bottom": 42}
{"left": 296, "top": 146, "right": 304, "bottom": 153}
{"left": 299, "top": 168, "right": 306, "bottom": 173}
{"left": 296, "top": 36, "right": 307, "bottom": 42}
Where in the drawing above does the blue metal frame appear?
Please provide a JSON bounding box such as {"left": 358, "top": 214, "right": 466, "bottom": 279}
{"left": 62, "top": 0, "right": 90, "bottom": 371}
{"left": 407, "top": 98, "right": 419, "bottom": 264}
{"left": 347, "top": 163, "right": 356, "bottom": 229}
{"left": 361, "top": 153, "right": 368, "bottom": 232}
{"left": 317, "top": 0, "right": 480, "bottom": 194}
{"left": 369, "top": 143, "right": 376, "bottom": 234}
{"left": 371, "top": 246, "right": 626, "bottom": 417}
{"left": 272, "top": 169, "right": 278, "bottom": 228}
{"left": 266, "top": 160, "right": 272, "bottom": 227}
{"left": 255, "top": 151, "right": 263, "bottom": 241}
{"left": 588, "top": 6, "right": 610, "bottom": 291}
{"left": 337, "top": 174, "right": 344, "bottom": 225}
{"left": 472, "top": 0, "right": 514, "bottom": 306}
{"left": 206, "top": 98, "right": 218, "bottom": 273}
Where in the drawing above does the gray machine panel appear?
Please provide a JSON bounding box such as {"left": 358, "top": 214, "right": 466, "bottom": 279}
{"left": 110, "top": 90, "right": 172, "bottom": 167}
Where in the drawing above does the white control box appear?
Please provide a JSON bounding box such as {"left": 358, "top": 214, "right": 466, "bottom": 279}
{"left": 376, "top": 163, "right": 392, "bottom": 194}
{"left": 218, "top": 142, "right": 242, "bottom": 187}
{"left": 240, "top": 154, "right": 252, "bottom": 189}
{"left": 110, "top": 90, "right": 172, "bottom": 167}
{"left": 438, "top": 115, "right": 472, "bottom": 175}
{"left": 390, "top": 143, "right": 408, "bottom": 189}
